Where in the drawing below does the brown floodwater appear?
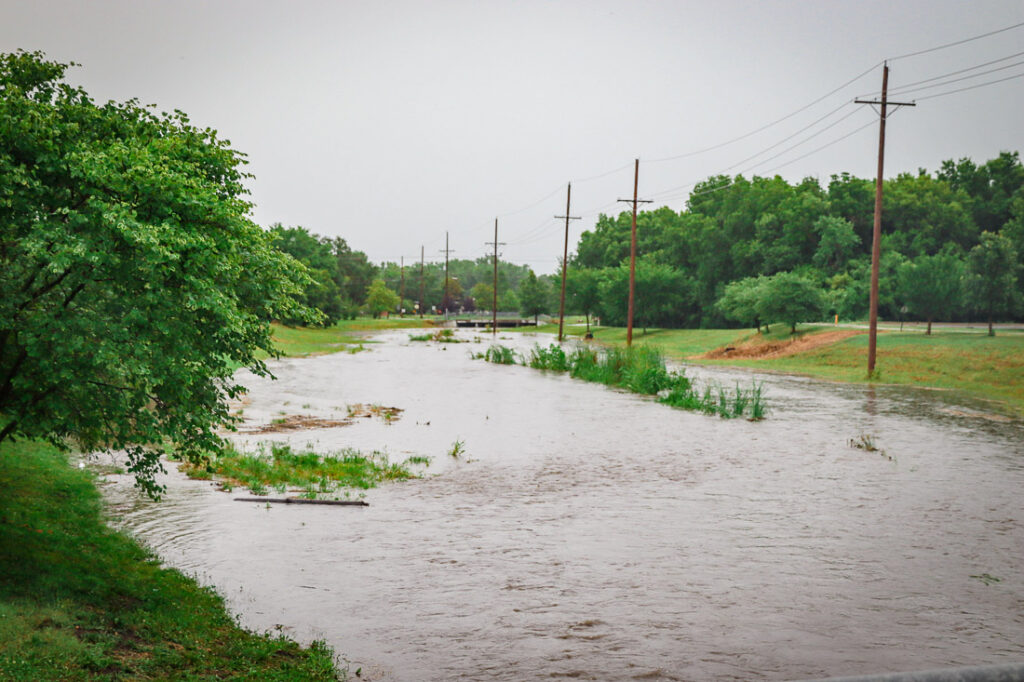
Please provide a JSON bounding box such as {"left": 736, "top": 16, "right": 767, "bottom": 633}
{"left": 101, "top": 330, "right": 1024, "bottom": 681}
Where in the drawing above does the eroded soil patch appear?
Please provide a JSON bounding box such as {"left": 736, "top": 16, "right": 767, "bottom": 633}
{"left": 699, "top": 330, "right": 862, "bottom": 360}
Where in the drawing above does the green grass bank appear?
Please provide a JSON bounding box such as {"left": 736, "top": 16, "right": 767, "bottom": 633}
{"left": 0, "top": 440, "right": 342, "bottom": 680}
{"left": 0, "top": 317, "right": 439, "bottom": 681}
{"left": 528, "top": 319, "right": 1024, "bottom": 416}
{"left": 269, "top": 317, "right": 433, "bottom": 357}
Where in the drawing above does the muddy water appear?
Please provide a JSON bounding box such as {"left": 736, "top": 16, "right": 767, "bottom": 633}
{"left": 102, "top": 330, "right": 1024, "bottom": 681}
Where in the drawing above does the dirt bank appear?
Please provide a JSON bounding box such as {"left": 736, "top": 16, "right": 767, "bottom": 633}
{"left": 698, "top": 329, "right": 863, "bottom": 360}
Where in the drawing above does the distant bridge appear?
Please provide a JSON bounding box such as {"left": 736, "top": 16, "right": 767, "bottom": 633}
{"left": 454, "top": 318, "right": 538, "bottom": 329}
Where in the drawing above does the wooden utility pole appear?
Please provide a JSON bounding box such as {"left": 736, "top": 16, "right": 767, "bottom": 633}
{"left": 485, "top": 219, "right": 506, "bottom": 335}
{"left": 399, "top": 256, "right": 405, "bottom": 316}
{"left": 418, "top": 246, "right": 425, "bottom": 318}
{"left": 617, "top": 159, "right": 652, "bottom": 347}
{"left": 855, "top": 63, "right": 915, "bottom": 376}
{"left": 555, "top": 183, "right": 581, "bottom": 342}
{"left": 439, "top": 232, "right": 455, "bottom": 317}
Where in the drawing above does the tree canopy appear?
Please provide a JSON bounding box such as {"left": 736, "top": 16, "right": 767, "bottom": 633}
{"left": 569, "top": 153, "right": 1023, "bottom": 330}
{"left": 0, "top": 51, "right": 311, "bottom": 496}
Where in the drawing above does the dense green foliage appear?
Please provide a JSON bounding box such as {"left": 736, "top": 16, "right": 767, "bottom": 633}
{"left": 0, "top": 440, "right": 341, "bottom": 680}
{"left": 567, "top": 154, "right": 1023, "bottom": 330}
{"left": 964, "top": 231, "right": 1020, "bottom": 335}
{"left": 364, "top": 279, "right": 401, "bottom": 318}
{"left": 268, "top": 224, "right": 375, "bottom": 323}
{"left": 0, "top": 51, "right": 313, "bottom": 495}
{"left": 518, "top": 269, "right": 549, "bottom": 322}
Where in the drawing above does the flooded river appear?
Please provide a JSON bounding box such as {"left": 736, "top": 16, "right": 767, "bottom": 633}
{"left": 102, "top": 330, "right": 1024, "bottom": 680}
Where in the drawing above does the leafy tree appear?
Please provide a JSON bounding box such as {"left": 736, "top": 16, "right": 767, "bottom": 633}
{"left": 716, "top": 276, "right": 767, "bottom": 332}
{"left": 896, "top": 253, "right": 964, "bottom": 334}
{"left": 328, "top": 237, "right": 375, "bottom": 306}
{"left": 518, "top": 269, "right": 548, "bottom": 324}
{"left": 755, "top": 272, "right": 825, "bottom": 334}
{"left": 812, "top": 215, "right": 859, "bottom": 274}
{"left": 882, "top": 171, "right": 976, "bottom": 257}
{"left": 566, "top": 268, "right": 603, "bottom": 333}
{"left": 269, "top": 224, "right": 343, "bottom": 325}
{"left": 440, "top": 277, "right": 463, "bottom": 314}
{"left": 364, "top": 279, "right": 400, "bottom": 318}
{"left": 0, "top": 51, "right": 311, "bottom": 496}
{"left": 596, "top": 260, "right": 690, "bottom": 331}
{"left": 963, "top": 231, "right": 1020, "bottom": 335}
{"left": 471, "top": 282, "right": 495, "bottom": 311}
{"left": 938, "top": 152, "right": 1024, "bottom": 234}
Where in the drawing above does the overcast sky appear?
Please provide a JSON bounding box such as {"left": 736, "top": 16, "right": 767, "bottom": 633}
{"left": 3, "top": 1, "right": 1023, "bottom": 273}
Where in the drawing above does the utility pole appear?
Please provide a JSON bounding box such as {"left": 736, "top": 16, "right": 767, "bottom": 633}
{"left": 399, "top": 256, "right": 405, "bottom": 316}
{"left": 418, "top": 246, "right": 425, "bottom": 318}
{"left": 485, "top": 218, "right": 506, "bottom": 335}
{"left": 439, "top": 232, "right": 455, "bottom": 318}
{"left": 617, "top": 159, "right": 652, "bottom": 347}
{"left": 855, "top": 63, "right": 915, "bottom": 376}
{"left": 555, "top": 182, "right": 581, "bottom": 342}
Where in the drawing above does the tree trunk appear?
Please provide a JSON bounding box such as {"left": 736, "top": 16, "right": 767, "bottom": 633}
{"left": 790, "top": 322, "right": 797, "bottom": 334}
{"left": 988, "top": 316, "right": 995, "bottom": 337}
{"left": 926, "top": 317, "right": 932, "bottom": 335}
{"left": 585, "top": 313, "right": 591, "bottom": 334}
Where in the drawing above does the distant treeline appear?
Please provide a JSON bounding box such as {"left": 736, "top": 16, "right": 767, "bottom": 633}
{"left": 274, "top": 151, "right": 1023, "bottom": 331}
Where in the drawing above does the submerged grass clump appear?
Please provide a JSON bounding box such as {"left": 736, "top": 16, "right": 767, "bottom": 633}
{"left": 180, "top": 442, "right": 415, "bottom": 496}
{"left": 528, "top": 343, "right": 569, "bottom": 371}
{"left": 482, "top": 342, "right": 768, "bottom": 419}
{"left": 481, "top": 344, "right": 517, "bottom": 364}
{"left": 411, "top": 328, "right": 463, "bottom": 343}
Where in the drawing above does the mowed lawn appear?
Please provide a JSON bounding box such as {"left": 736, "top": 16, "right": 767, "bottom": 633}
{"left": 527, "top": 320, "right": 1024, "bottom": 415}
{"left": 716, "top": 330, "right": 1024, "bottom": 412}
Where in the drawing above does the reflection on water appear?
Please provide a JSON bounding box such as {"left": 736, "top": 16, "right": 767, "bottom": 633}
{"left": 102, "top": 330, "right": 1024, "bottom": 681}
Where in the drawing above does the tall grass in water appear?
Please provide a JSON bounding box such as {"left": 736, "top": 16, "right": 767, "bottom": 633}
{"left": 528, "top": 343, "right": 569, "bottom": 371}
{"left": 481, "top": 343, "right": 768, "bottom": 419}
{"left": 483, "top": 344, "right": 517, "bottom": 364}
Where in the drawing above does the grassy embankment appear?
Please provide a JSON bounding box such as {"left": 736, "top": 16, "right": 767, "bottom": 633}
{"left": 0, "top": 440, "right": 340, "bottom": 680}
{"left": 0, "top": 319, "right": 444, "bottom": 680}
{"left": 527, "top": 319, "right": 1024, "bottom": 415}
{"left": 267, "top": 317, "right": 433, "bottom": 357}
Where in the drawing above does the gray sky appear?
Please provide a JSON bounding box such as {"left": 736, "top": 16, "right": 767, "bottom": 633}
{"left": 3, "top": 1, "right": 1023, "bottom": 273}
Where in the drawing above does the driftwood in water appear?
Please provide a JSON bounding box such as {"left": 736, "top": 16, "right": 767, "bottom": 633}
{"left": 233, "top": 497, "right": 369, "bottom": 507}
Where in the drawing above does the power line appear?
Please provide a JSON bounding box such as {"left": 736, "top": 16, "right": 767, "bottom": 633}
{"left": 647, "top": 105, "right": 865, "bottom": 201}
{"left": 888, "top": 20, "right": 1024, "bottom": 61}
{"left": 645, "top": 62, "right": 881, "bottom": 164}
{"left": 914, "top": 70, "right": 1024, "bottom": 101}
{"left": 881, "top": 49, "right": 1024, "bottom": 95}
{"left": 887, "top": 59, "right": 1024, "bottom": 97}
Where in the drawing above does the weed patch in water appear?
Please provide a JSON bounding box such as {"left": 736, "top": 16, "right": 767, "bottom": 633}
{"left": 482, "top": 343, "right": 768, "bottom": 419}
{"left": 848, "top": 433, "right": 894, "bottom": 461}
{"left": 480, "top": 344, "right": 517, "bottom": 364}
{"left": 410, "top": 328, "right": 464, "bottom": 343}
{"left": 180, "top": 442, "right": 415, "bottom": 497}
{"left": 448, "top": 438, "right": 466, "bottom": 458}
